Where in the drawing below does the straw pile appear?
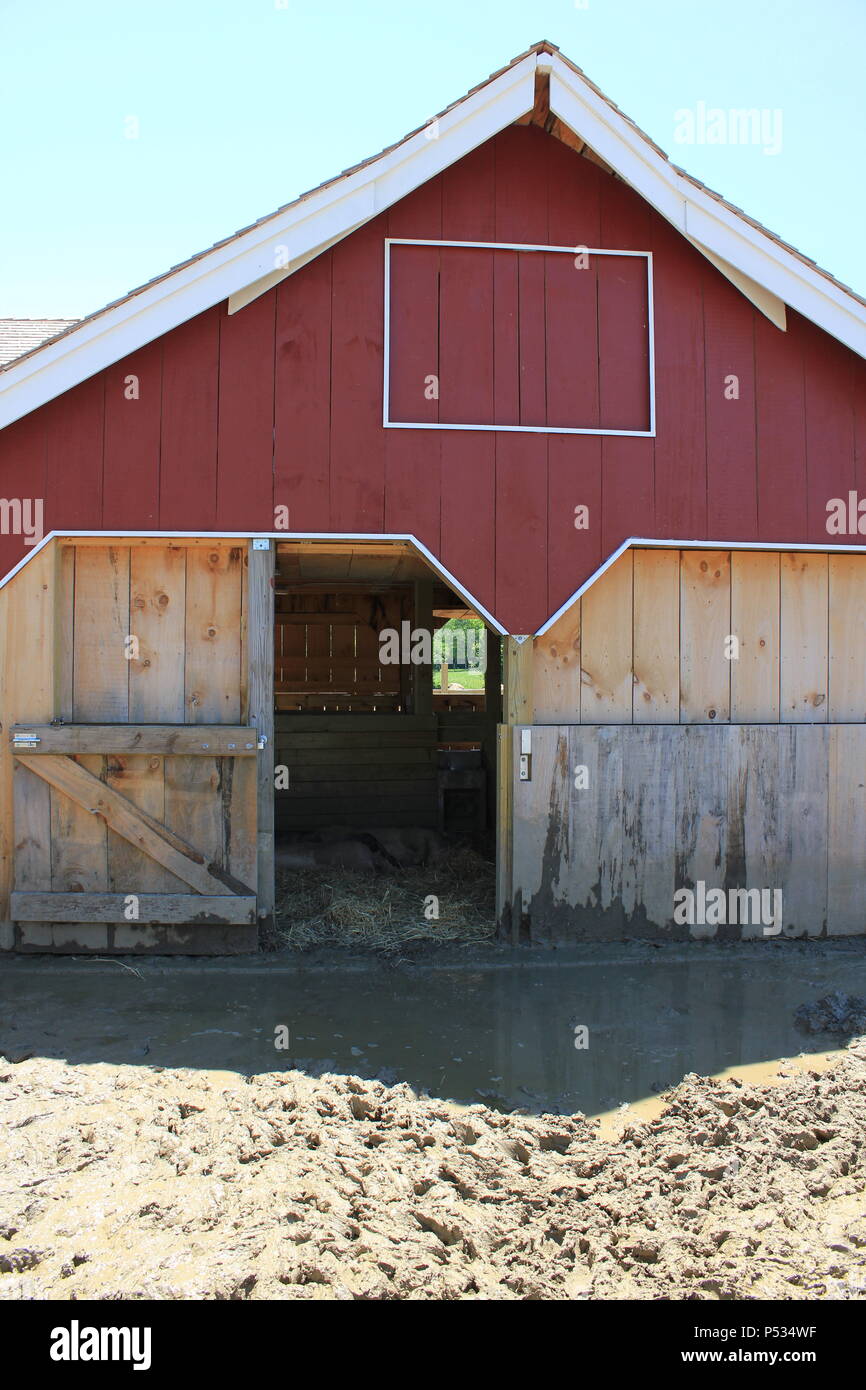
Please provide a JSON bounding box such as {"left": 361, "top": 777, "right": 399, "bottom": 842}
{"left": 274, "top": 844, "right": 496, "bottom": 953}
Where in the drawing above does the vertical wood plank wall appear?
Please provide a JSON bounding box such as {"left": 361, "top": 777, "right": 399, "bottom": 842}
{"left": 533, "top": 548, "right": 866, "bottom": 725}
{"left": 0, "top": 546, "right": 57, "bottom": 946}
{"left": 0, "top": 539, "right": 253, "bottom": 945}
{"left": 511, "top": 724, "right": 866, "bottom": 941}
{"left": 248, "top": 543, "right": 275, "bottom": 934}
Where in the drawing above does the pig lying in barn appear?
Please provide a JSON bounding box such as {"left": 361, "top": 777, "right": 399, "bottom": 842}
{"left": 274, "top": 826, "right": 451, "bottom": 873}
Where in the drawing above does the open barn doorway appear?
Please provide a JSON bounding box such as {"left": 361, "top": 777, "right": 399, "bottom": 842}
{"left": 270, "top": 540, "right": 500, "bottom": 951}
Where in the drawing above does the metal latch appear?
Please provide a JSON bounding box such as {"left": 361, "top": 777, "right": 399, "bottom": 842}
{"left": 257, "top": 733, "right": 268, "bottom": 750}
{"left": 12, "top": 732, "right": 40, "bottom": 749}
{"left": 518, "top": 727, "right": 531, "bottom": 781}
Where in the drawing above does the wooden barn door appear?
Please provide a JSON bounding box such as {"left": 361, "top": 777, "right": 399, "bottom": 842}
{"left": 9, "top": 542, "right": 266, "bottom": 935}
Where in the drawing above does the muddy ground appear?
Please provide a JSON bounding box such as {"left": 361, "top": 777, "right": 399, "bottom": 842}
{"left": 2, "top": 1044, "right": 866, "bottom": 1300}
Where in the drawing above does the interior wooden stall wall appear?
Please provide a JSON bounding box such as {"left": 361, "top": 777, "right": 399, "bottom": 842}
{"left": 0, "top": 539, "right": 257, "bottom": 950}
{"left": 275, "top": 713, "right": 439, "bottom": 832}
{"left": 275, "top": 709, "right": 498, "bottom": 834}
{"left": 533, "top": 549, "right": 866, "bottom": 725}
{"left": 274, "top": 591, "right": 406, "bottom": 712}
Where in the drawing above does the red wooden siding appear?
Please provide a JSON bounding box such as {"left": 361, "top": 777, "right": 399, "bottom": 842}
{"left": 103, "top": 342, "right": 162, "bottom": 530}
{"left": 439, "top": 141, "right": 496, "bottom": 616}
{"left": 491, "top": 126, "right": 549, "bottom": 630}
{"left": 158, "top": 308, "right": 220, "bottom": 531}
{"left": 546, "top": 133, "right": 603, "bottom": 618}
{"left": 384, "top": 177, "right": 443, "bottom": 552}
{"left": 217, "top": 295, "right": 276, "bottom": 532}
{"left": 2, "top": 123, "right": 866, "bottom": 634}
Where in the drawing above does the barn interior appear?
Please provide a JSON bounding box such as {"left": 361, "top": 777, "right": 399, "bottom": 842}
{"left": 271, "top": 540, "right": 501, "bottom": 945}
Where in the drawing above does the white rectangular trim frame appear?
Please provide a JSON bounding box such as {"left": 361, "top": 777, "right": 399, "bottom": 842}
{"left": 383, "top": 238, "right": 656, "bottom": 437}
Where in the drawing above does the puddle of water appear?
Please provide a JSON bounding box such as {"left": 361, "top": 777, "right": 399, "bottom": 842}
{"left": 1, "top": 949, "right": 864, "bottom": 1117}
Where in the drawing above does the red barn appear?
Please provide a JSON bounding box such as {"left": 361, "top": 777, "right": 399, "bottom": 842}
{"left": 2, "top": 41, "right": 866, "bottom": 952}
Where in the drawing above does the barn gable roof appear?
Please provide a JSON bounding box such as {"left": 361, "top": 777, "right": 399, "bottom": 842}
{"left": 1, "top": 39, "right": 865, "bottom": 431}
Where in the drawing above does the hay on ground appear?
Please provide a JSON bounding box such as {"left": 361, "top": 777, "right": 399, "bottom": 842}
{"left": 274, "top": 844, "right": 496, "bottom": 953}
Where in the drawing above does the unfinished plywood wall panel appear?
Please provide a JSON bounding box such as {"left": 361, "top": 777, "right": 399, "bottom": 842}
{"left": 620, "top": 724, "right": 677, "bottom": 926}
{"left": 55, "top": 544, "right": 75, "bottom": 722}
{"left": 828, "top": 555, "right": 866, "bottom": 720}
{"left": 680, "top": 551, "right": 730, "bottom": 724}
{"left": 781, "top": 552, "right": 828, "bottom": 722}
{"left": 0, "top": 544, "right": 59, "bottom": 937}
{"left": 512, "top": 724, "right": 842, "bottom": 940}
{"left": 531, "top": 547, "right": 866, "bottom": 726}
{"left": 532, "top": 607, "right": 581, "bottom": 723}
{"left": 50, "top": 735, "right": 108, "bottom": 894}
{"left": 509, "top": 727, "right": 572, "bottom": 943}
{"left": 632, "top": 549, "right": 679, "bottom": 722}
{"left": 12, "top": 759, "right": 53, "bottom": 894}
{"left": 53, "top": 540, "right": 112, "bottom": 896}
{"left": 780, "top": 724, "right": 829, "bottom": 935}
{"left": 735, "top": 724, "right": 781, "bottom": 940}
{"left": 505, "top": 636, "right": 534, "bottom": 725}
{"left": 72, "top": 546, "right": 130, "bottom": 721}
{"left": 828, "top": 725, "right": 866, "bottom": 934}
{"left": 184, "top": 546, "right": 243, "bottom": 723}
{"left": 130, "top": 546, "right": 186, "bottom": 723}
{"left": 169, "top": 544, "right": 245, "bottom": 895}
{"left": 674, "top": 725, "right": 730, "bottom": 937}
{"left": 731, "top": 551, "right": 779, "bottom": 721}
{"left": 579, "top": 550, "right": 633, "bottom": 722}
{"left": 105, "top": 752, "right": 185, "bottom": 895}
{"left": 116, "top": 546, "right": 189, "bottom": 895}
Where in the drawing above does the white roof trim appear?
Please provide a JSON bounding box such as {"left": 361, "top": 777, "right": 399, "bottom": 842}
{"left": 0, "top": 56, "right": 537, "bottom": 429}
{"left": 547, "top": 54, "right": 864, "bottom": 357}
{"left": 7, "top": 529, "right": 866, "bottom": 642}
{"left": 0, "top": 530, "right": 509, "bottom": 635}
{"left": 535, "top": 536, "right": 866, "bottom": 637}
{"left": 1, "top": 46, "right": 865, "bottom": 433}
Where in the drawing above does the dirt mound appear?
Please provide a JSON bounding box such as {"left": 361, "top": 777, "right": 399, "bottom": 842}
{"left": 2, "top": 1047, "right": 866, "bottom": 1300}
{"left": 795, "top": 991, "right": 866, "bottom": 1037}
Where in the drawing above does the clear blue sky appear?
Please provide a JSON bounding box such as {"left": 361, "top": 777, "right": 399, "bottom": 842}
{"left": 2, "top": 0, "right": 863, "bottom": 318}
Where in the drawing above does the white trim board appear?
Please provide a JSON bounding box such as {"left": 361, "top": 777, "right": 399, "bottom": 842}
{"left": 7, "top": 528, "right": 866, "bottom": 642}
{"left": 1, "top": 45, "right": 865, "bottom": 433}
{"left": 383, "top": 239, "right": 655, "bottom": 437}
{"left": 0, "top": 529, "right": 509, "bottom": 635}
{"left": 546, "top": 53, "right": 865, "bottom": 356}
{"left": 0, "top": 56, "right": 537, "bottom": 431}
